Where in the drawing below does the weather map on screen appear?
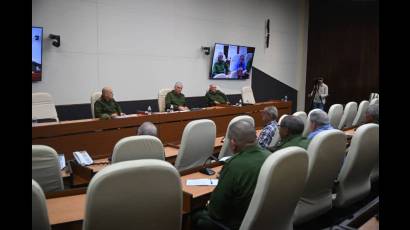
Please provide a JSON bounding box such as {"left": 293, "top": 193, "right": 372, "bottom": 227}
{"left": 209, "top": 43, "right": 255, "bottom": 80}
{"left": 32, "top": 27, "right": 43, "bottom": 81}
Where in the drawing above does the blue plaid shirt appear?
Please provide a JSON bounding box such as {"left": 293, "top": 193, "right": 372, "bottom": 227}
{"left": 257, "top": 120, "right": 278, "bottom": 149}
{"left": 307, "top": 124, "right": 334, "bottom": 140}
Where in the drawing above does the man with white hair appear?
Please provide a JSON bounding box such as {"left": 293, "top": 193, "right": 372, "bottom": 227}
{"left": 365, "top": 103, "right": 379, "bottom": 124}
{"left": 165, "top": 82, "right": 189, "bottom": 111}
{"left": 257, "top": 106, "right": 279, "bottom": 149}
{"left": 192, "top": 120, "right": 270, "bottom": 230}
{"left": 212, "top": 52, "right": 230, "bottom": 77}
{"left": 307, "top": 109, "right": 334, "bottom": 140}
{"left": 94, "top": 86, "right": 124, "bottom": 119}
{"left": 137, "top": 122, "right": 158, "bottom": 136}
{"left": 205, "top": 84, "right": 229, "bottom": 106}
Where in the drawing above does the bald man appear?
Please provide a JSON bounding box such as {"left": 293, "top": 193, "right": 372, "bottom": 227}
{"left": 94, "top": 87, "right": 124, "bottom": 119}
{"left": 192, "top": 120, "right": 270, "bottom": 230}
{"left": 205, "top": 84, "right": 229, "bottom": 106}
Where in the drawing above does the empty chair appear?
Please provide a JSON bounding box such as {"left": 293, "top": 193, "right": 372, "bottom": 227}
{"left": 352, "top": 100, "right": 369, "bottom": 127}
{"left": 83, "top": 160, "right": 182, "bottom": 230}
{"left": 293, "top": 111, "right": 307, "bottom": 124}
{"left": 218, "top": 115, "right": 255, "bottom": 159}
{"left": 333, "top": 124, "right": 379, "bottom": 208}
{"left": 241, "top": 86, "right": 256, "bottom": 104}
{"left": 369, "top": 98, "right": 379, "bottom": 105}
{"left": 240, "top": 147, "right": 308, "bottom": 230}
{"left": 293, "top": 129, "right": 347, "bottom": 225}
{"left": 174, "top": 119, "right": 216, "bottom": 172}
{"left": 32, "top": 92, "right": 59, "bottom": 122}
{"left": 338, "top": 102, "right": 358, "bottom": 130}
{"left": 158, "top": 88, "right": 173, "bottom": 112}
{"left": 90, "top": 91, "right": 102, "bottom": 118}
{"left": 112, "top": 135, "right": 165, "bottom": 163}
{"left": 32, "top": 179, "right": 51, "bottom": 230}
{"left": 32, "top": 145, "right": 63, "bottom": 193}
{"left": 328, "top": 104, "right": 344, "bottom": 129}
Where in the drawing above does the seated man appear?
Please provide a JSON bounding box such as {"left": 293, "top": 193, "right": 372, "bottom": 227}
{"left": 137, "top": 121, "right": 158, "bottom": 136}
{"left": 165, "top": 82, "right": 189, "bottom": 111}
{"left": 307, "top": 109, "right": 334, "bottom": 140}
{"left": 212, "top": 52, "right": 230, "bottom": 77}
{"left": 365, "top": 104, "right": 379, "bottom": 124}
{"left": 257, "top": 106, "right": 279, "bottom": 149}
{"left": 205, "top": 84, "right": 229, "bottom": 106}
{"left": 94, "top": 86, "right": 124, "bottom": 119}
{"left": 192, "top": 120, "right": 270, "bottom": 230}
{"left": 271, "top": 115, "right": 310, "bottom": 152}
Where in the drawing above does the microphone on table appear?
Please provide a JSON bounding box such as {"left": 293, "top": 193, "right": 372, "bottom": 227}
{"left": 199, "top": 154, "right": 219, "bottom": 176}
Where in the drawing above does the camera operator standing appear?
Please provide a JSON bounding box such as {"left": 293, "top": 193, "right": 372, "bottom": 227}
{"left": 308, "top": 76, "right": 328, "bottom": 111}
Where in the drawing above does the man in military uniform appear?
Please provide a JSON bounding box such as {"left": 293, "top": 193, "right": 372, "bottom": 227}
{"left": 212, "top": 52, "right": 230, "bottom": 77}
{"left": 94, "top": 87, "right": 124, "bottom": 119}
{"left": 205, "top": 84, "right": 229, "bottom": 106}
{"left": 165, "top": 82, "right": 189, "bottom": 111}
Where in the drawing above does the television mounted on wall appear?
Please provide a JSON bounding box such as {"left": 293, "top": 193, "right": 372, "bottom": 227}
{"left": 32, "top": 27, "right": 43, "bottom": 82}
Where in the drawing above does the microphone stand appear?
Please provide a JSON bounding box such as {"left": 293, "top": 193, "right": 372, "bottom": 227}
{"left": 199, "top": 155, "right": 218, "bottom": 175}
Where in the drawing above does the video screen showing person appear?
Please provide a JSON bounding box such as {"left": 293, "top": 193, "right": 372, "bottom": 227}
{"left": 209, "top": 43, "right": 255, "bottom": 80}
{"left": 32, "top": 27, "right": 43, "bottom": 81}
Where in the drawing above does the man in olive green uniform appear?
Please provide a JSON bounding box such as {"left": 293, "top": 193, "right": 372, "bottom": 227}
{"left": 270, "top": 115, "right": 310, "bottom": 152}
{"left": 212, "top": 52, "right": 230, "bottom": 77}
{"left": 94, "top": 87, "right": 124, "bottom": 119}
{"left": 205, "top": 84, "right": 229, "bottom": 106}
{"left": 165, "top": 82, "right": 189, "bottom": 111}
{"left": 192, "top": 120, "right": 270, "bottom": 230}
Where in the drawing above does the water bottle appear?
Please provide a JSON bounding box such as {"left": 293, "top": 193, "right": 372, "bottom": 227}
{"left": 239, "top": 99, "right": 242, "bottom": 107}
{"left": 170, "top": 104, "right": 174, "bottom": 112}
{"left": 284, "top": 96, "right": 288, "bottom": 102}
{"left": 147, "top": 105, "right": 152, "bottom": 115}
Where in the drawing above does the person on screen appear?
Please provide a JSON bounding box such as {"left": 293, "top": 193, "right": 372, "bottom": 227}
{"left": 32, "top": 61, "right": 41, "bottom": 73}
{"left": 94, "top": 87, "right": 124, "bottom": 119}
{"left": 235, "top": 55, "right": 246, "bottom": 72}
{"left": 212, "top": 52, "right": 230, "bottom": 77}
{"left": 192, "top": 120, "right": 269, "bottom": 230}
{"left": 257, "top": 106, "right": 279, "bottom": 149}
{"left": 205, "top": 84, "right": 229, "bottom": 106}
{"left": 165, "top": 82, "right": 189, "bottom": 111}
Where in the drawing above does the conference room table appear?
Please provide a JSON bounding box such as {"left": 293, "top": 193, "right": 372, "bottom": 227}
{"left": 33, "top": 100, "right": 292, "bottom": 161}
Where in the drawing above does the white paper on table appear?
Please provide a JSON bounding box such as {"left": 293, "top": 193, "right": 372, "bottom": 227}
{"left": 186, "top": 179, "right": 218, "bottom": 186}
{"left": 58, "top": 154, "right": 66, "bottom": 170}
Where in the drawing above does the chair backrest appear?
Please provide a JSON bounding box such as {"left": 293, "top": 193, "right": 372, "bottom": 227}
{"left": 32, "top": 92, "right": 59, "bottom": 122}
{"left": 158, "top": 88, "right": 173, "bottom": 112}
{"left": 268, "top": 114, "right": 287, "bottom": 148}
{"left": 328, "top": 104, "right": 344, "bottom": 129}
{"left": 218, "top": 115, "right": 255, "bottom": 159}
{"left": 241, "top": 86, "right": 256, "bottom": 104}
{"left": 32, "top": 179, "right": 51, "bottom": 230}
{"left": 302, "top": 109, "right": 322, "bottom": 138}
{"left": 240, "top": 147, "right": 308, "bottom": 230}
{"left": 32, "top": 145, "right": 63, "bottom": 193}
{"left": 334, "top": 124, "right": 379, "bottom": 207}
{"left": 112, "top": 135, "right": 165, "bottom": 163}
{"left": 352, "top": 100, "right": 369, "bottom": 127}
{"left": 293, "top": 111, "right": 307, "bottom": 124}
{"left": 338, "top": 102, "right": 358, "bottom": 130}
{"left": 174, "top": 119, "right": 216, "bottom": 171}
{"left": 369, "top": 93, "right": 379, "bottom": 101}
{"left": 369, "top": 98, "right": 379, "bottom": 105}
{"left": 90, "top": 91, "right": 102, "bottom": 118}
{"left": 83, "top": 160, "right": 182, "bottom": 230}
{"left": 293, "top": 129, "right": 346, "bottom": 225}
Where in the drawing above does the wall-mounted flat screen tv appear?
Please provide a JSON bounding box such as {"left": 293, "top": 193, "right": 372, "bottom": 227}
{"left": 32, "top": 27, "right": 43, "bottom": 82}
{"left": 209, "top": 43, "right": 255, "bottom": 80}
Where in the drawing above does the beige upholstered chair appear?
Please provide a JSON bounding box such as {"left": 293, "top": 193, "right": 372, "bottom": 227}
{"left": 241, "top": 86, "right": 256, "bottom": 104}
{"left": 32, "top": 179, "right": 51, "bottom": 230}
{"left": 174, "top": 119, "right": 216, "bottom": 172}
{"left": 158, "top": 88, "right": 173, "bottom": 112}
{"left": 112, "top": 135, "right": 165, "bottom": 163}
{"left": 338, "top": 102, "right": 358, "bottom": 130}
{"left": 32, "top": 145, "right": 63, "bottom": 193}
{"left": 90, "top": 91, "right": 102, "bottom": 118}
{"left": 369, "top": 98, "right": 379, "bottom": 105}
{"left": 83, "top": 160, "right": 182, "bottom": 230}
{"left": 328, "top": 104, "right": 344, "bottom": 129}
{"left": 32, "top": 92, "right": 59, "bottom": 122}
{"left": 240, "top": 147, "right": 308, "bottom": 230}
{"left": 333, "top": 124, "right": 379, "bottom": 207}
{"left": 293, "top": 111, "right": 307, "bottom": 124}
{"left": 293, "top": 129, "right": 346, "bottom": 225}
{"left": 352, "top": 100, "right": 369, "bottom": 127}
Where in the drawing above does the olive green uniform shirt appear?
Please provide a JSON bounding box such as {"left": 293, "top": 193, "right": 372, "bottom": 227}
{"left": 207, "top": 145, "right": 270, "bottom": 229}
{"left": 94, "top": 98, "right": 122, "bottom": 119}
{"left": 165, "top": 90, "right": 186, "bottom": 110}
{"left": 205, "top": 90, "right": 229, "bottom": 106}
{"left": 276, "top": 134, "right": 310, "bottom": 151}
{"left": 212, "top": 61, "right": 229, "bottom": 75}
